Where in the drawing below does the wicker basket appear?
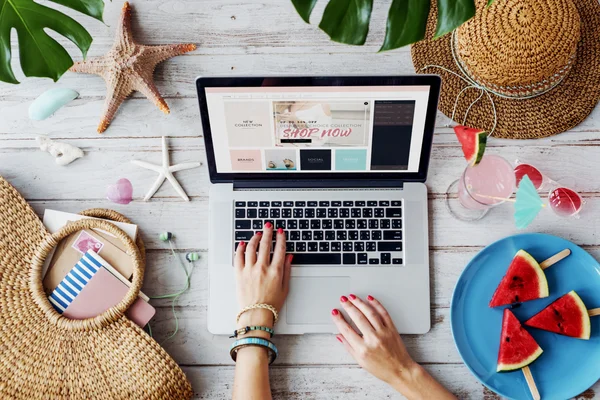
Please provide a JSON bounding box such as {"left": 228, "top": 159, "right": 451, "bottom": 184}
{"left": 0, "top": 176, "right": 192, "bottom": 399}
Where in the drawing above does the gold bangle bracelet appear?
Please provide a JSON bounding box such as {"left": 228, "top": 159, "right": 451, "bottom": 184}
{"left": 236, "top": 303, "right": 279, "bottom": 324}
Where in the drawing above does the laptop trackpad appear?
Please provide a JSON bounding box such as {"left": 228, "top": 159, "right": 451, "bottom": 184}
{"left": 286, "top": 276, "right": 351, "bottom": 325}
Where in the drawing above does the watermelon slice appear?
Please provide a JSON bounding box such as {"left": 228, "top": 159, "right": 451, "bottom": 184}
{"left": 525, "top": 290, "right": 591, "bottom": 340}
{"left": 497, "top": 309, "right": 543, "bottom": 372}
{"left": 454, "top": 125, "right": 487, "bottom": 166}
{"left": 489, "top": 250, "right": 549, "bottom": 308}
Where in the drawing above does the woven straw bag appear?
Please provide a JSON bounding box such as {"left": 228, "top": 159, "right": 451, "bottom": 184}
{"left": 0, "top": 176, "right": 193, "bottom": 399}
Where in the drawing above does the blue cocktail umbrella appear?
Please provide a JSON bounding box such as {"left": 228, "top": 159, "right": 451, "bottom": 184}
{"left": 515, "top": 175, "right": 546, "bottom": 229}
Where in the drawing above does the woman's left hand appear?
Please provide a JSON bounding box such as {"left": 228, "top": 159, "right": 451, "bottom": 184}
{"left": 234, "top": 224, "right": 292, "bottom": 327}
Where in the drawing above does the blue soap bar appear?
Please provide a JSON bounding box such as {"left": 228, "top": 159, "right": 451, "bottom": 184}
{"left": 29, "top": 88, "right": 79, "bottom": 120}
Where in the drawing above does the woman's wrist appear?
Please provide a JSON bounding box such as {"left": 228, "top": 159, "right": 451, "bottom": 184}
{"left": 234, "top": 309, "right": 277, "bottom": 357}
{"left": 389, "top": 360, "right": 423, "bottom": 397}
{"left": 237, "top": 308, "right": 275, "bottom": 330}
{"left": 235, "top": 343, "right": 271, "bottom": 363}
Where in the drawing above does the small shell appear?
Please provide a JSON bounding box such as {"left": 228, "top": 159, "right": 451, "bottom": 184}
{"left": 29, "top": 88, "right": 79, "bottom": 120}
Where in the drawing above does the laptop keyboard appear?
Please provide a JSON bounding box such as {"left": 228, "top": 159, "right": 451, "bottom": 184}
{"left": 233, "top": 200, "right": 403, "bottom": 266}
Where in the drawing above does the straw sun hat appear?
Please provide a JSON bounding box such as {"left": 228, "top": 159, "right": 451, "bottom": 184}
{"left": 412, "top": 0, "right": 600, "bottom": 139}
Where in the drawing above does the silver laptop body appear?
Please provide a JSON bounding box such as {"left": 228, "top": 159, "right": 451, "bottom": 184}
{"left": 197, "top": 76, "right": 441, "bottom": 335}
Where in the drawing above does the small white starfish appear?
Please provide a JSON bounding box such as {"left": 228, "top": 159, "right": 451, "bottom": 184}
{"left": 132, "top": 136, "right": 200, "bottom": 201}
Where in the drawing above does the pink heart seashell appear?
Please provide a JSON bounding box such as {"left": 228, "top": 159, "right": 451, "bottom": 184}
{"left": 106, "top": 178, "right": 133, "bottom": 205}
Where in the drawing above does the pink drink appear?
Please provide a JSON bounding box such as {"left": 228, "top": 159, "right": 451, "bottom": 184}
{"left": 458, "top": 155, "right": 516, "bottom": 210}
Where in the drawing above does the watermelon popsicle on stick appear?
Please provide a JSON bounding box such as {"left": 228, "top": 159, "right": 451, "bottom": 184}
{"left": 490, "top": 249, "right": 572, "bottom": 308}
{"left": 497, "top": 309, "right": 543, "bottom": 400}
{"left": 525, "top": 290, "right": 599, "bottom": 340}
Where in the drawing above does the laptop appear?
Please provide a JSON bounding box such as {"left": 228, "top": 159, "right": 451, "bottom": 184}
{"left": 197, "top": 76, "right": 441, "bottom": 335}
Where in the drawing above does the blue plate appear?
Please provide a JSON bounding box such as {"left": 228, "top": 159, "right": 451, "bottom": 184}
{"left": 451, "top": 233, "right": 600, "bottom": 400}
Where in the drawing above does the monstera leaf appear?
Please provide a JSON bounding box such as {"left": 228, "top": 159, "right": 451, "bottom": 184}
{"left": 0, "top": 0, "right": 105, "bottom": 84}
{"left": 291, "top": 0, "right": 485, "bottom": 51}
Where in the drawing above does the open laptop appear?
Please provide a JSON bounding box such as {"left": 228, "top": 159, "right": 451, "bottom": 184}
{"left": 197, "top": 76, "right": 441, "bottom": 335}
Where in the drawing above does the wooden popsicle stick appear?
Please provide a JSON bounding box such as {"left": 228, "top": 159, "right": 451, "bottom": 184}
{"left": 522, "top": 365, "right": 541, "bottom": 400}
{"left": 540, "top": 249, "right": 571, "bottom": 270}
{"left": 588, "top": 308, "right": 600, "bottom": 317}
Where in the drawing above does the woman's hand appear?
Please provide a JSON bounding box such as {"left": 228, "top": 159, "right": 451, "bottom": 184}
{"left": 234, "top": 222, "right": 292, "bottom": 328}
{"left": 331, "top": 295, "right": 456, "bottom": 399}
{"left": 331, "top": 295, "right": 417, "bottom": 387}
{"left": 233, "top": 221, "right": 290, "bottom": 400}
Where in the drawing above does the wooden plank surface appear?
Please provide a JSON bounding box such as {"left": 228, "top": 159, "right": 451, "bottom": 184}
{"left": 4, "top": 138, "right": 600, "bottom": 197}
{"left": 180, "top": 366, "right": 600, "bottom": 400}
{"left": 1, "top": 0, "right": 599, "bottom": 398}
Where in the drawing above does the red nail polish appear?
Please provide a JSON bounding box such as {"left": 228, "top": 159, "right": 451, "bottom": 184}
{"left": 256, "top": 231, "right": 262, "bottom": 236}
{"left": 367, "top": 295, "right": 374, "bottom": 301}
{"left": 349, "top": 294, "right": 356, "bottom": 300}
{"left": 278, "top": 227, "right": 283, "bottom": 234}
{"left": 287, "top": 254, "right": 294, "bottom": 262}
{"left": 331, "top": 309, "right": 339, "bottom": 316}
{"left": 340, "top": 296, "right": 348, "bottom": 303}
{"left": 265, "top": 222, "right": 272, "bottom": 228}
{"left": 336, "top": 336, "right": 343, "bottom": 343}
{"left": 240, "top": 241, "right": 245, "bottom": 246}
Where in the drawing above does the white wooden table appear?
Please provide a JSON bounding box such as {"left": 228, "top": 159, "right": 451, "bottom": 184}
{"left": 1, "top": 1, "right": 599, "bottom": 398}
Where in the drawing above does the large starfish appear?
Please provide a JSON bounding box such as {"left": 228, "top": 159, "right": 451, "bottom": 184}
{"left": 70, "top": 2, "right": 196, "bottom": 133}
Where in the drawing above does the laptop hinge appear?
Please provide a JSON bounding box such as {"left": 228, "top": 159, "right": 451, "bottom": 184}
{"left": 233, "top": 179, "right": 404, "bottom": 190}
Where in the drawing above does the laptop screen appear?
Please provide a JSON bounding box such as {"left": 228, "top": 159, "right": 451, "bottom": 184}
{"left": 205, "top": 85, "right": 433, "bottom": 173}
{"left": 197, "top": 77, "right": 440, "bottom": 182}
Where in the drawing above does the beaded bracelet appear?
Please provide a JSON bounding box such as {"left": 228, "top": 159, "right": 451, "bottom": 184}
{"left": 230, "top": 326, "right": 275, "bottom": 339}
{"left": 236, "top": 303, "right": 279, "bottom": 324}
{"left": 230, "top": 337, "right": 278, "bottom": 365}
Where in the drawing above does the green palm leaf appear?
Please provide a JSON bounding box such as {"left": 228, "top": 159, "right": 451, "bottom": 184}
{"left": 380, "top": 0, "right": 429, "bottom": 52}
{"left": 291, "top": 0, "right": 318, "bottom": 23}
{"left": 0, "top": 0, "right": 104, "bottom": 84}
{"left": 291, "top": 0, "right": 495, "bottom": 51}
{"left": 435, "top": 0, "right": 476, "bottom": 39}
{"left": 318, "top": 0, "right": 373, "bottom": 46}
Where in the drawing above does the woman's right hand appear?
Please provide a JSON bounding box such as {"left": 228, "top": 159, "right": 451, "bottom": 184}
{"left": 331, "top": 295, "right": 417, "bottom": 388}
{"left": 331, "top": 295, "right": 456, "bottom": 399}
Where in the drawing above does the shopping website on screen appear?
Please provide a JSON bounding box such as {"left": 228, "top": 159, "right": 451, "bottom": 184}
{"left": 205, "top": 86, "right": 430, "bottom": 173}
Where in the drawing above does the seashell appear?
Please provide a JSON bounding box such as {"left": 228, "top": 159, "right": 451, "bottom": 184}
{"left": 36, "top": 136, "right": 84, "bottom": 166}
{"left": 106, "top": 178, "right": 134, "bottom": 205}
{"left": 29, "top": 88, "right": 79, "bottom": 120}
